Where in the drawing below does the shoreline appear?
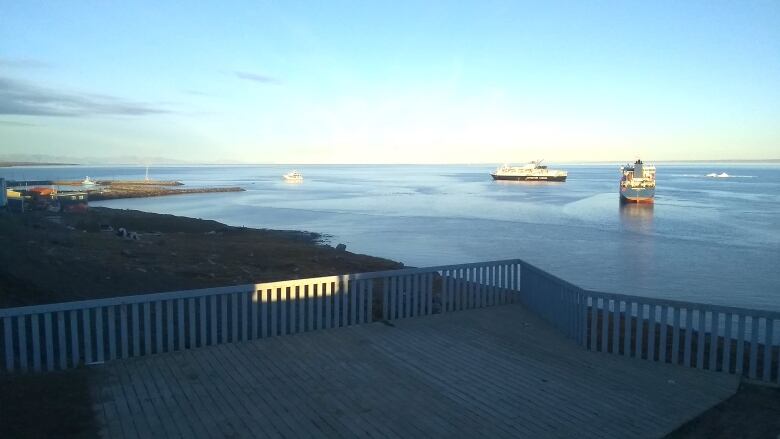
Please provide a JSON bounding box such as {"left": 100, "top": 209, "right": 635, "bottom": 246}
{"left": 0, "top": 162, "right": 79, "bottom": 167}
{"left": 0, "top": 206, "right": 401, "bottom": 308}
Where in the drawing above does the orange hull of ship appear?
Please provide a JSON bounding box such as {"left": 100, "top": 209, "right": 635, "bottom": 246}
{"left": 620, "top": 196, "right": 654, "bottom": 204}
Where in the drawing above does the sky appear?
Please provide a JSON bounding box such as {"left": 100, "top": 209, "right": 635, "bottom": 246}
{"left": 1, "top": 0, "right": 778, "bottom": 164}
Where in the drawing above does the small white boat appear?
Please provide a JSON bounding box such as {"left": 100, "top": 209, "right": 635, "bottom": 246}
{"left": 283, "top": 170, "right": 303, "bottom": 181}
{"left": 706, "top": 172, "right": 729, "bottom": 178}
{"left": 82, "top": 176, "right": 96, "bottom": 185}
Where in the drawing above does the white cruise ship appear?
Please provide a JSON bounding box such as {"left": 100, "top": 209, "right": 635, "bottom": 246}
{"left": 490, "top": 160, "right": 567, "bottom": 182}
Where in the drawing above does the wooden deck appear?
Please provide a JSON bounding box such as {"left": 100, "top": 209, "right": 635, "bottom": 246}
{"left": 90, "top": 303, "right": 739, "bottom": 438}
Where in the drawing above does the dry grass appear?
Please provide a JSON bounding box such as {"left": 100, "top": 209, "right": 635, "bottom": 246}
{"left": 0, "top": 207, "right": 401, "bottom": 307}
{"left": 0, "top": 368, "right": 96, "bottom": 438}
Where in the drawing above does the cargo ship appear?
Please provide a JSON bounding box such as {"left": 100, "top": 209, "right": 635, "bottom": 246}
{"left": 490, "top": 160, "right": 567, "bottom": 182}
{"left": 619, "top": 159, "right": 655, "bottom": 203}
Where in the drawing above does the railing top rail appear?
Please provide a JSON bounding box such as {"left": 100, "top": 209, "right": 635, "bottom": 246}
{"left": 0, "top": 258, "right": 523, "bottom": 317}
{"left": 2, "top": 257, "right": 776, "bottom": 320}
{"left": 584, "top": 289, "right": 780, "bottom": 320}
{"left": 257, "top": 258, "right": 522, "bottom": 285}
{"left": 518, "top": 260, "right": 585, "bottom": 292}
{"left": 0, "top": 284, "right": 256, "bottom": 317}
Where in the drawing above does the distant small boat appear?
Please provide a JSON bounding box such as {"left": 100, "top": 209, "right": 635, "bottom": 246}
{"left": 283, "top": 170, "right": 303, "bottom": 181}
{"left": 82, "top": 176, "right": 96, "bottom": 186}
{"left": 706, "top": 172, "right": 729, "bottom": 178}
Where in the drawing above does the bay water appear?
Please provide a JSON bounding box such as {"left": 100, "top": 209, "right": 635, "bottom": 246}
{"left": 4, "top": 163, "right": 778, "bottom": 310}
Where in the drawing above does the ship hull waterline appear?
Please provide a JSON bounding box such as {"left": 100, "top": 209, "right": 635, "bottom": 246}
{"left": 620, "top": 187, "right": 655, "bottom": 204}
{"left": 491, "top": 174, "right": 567, "bottom": 182}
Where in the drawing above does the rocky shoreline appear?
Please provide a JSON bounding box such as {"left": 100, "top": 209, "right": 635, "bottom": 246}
{"left": 0, "top": 207, "right": 401, "bottom": 308}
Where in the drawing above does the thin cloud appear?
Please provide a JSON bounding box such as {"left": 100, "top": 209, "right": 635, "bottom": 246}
{"left": 0, "top": 120, "right": 37, "bottom": 126}
{"left": 0, "top": 76, "right": 169, "bottom": 117}
{"left": 0, "top": 58, "right": 51, "bottom": 69}
{"left": 182, "top": 89, "right": 210, "bottom": 97}
{"left": 234, "top": 70, "right": 281, "bottom": 84}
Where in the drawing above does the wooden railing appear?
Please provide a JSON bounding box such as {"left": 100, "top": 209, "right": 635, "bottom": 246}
{"left": 2, "top": 258, "right": 777, "bottom": 385}
{"left": 518, "top": 261, "right": 780, "bottom": 385}
{"left": 0, "top": 259, "right": 520, "bottom": 374}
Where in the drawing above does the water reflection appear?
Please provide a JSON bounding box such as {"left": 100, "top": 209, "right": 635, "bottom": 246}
{"left": 618, "top": 203, "right": 655, "bottom": 287}
{"left": 619, "top": 203, "right": 654, "bottom": 234}
{"left": 493, "top": 180, "right": 566, "bottom": 186}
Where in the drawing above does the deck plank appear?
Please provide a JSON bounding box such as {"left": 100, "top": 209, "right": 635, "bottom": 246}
{"left": 223, "top": 340, "right": 339, "bottom": 438}
{"left": 159, "top": 353, "right": 224, "bottom": 439}
{"left": 174, "top": 350, "right": 249, "bottom": 438}
{"left": 91, "top": 303, "right": 738, "bottom": 438}
{"left": 279, "top": 327, "right": 465, "bottom": 438}
{"left": 189, "top": 344, "right": 268, "bottom": 438}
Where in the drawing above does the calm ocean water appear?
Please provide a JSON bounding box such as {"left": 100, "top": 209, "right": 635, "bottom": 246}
{"left": 4, "top": 163, "right": 779, "bottom": 310}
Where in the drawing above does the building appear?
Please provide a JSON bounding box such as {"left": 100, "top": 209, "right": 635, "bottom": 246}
{"left": 57, "top": 192, "right": 89, "bottom": 213}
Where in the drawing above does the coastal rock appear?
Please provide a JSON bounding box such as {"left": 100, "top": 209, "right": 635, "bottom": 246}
{"left": 336, "top": 243, "right": 347, "bottom": 252}
{"left": 0, "top": 206, "right": 402, "bottom": 310}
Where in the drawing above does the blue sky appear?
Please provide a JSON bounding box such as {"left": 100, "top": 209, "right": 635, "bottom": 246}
{"left": 1, "top": 1, "right": 778, "bottom": 163}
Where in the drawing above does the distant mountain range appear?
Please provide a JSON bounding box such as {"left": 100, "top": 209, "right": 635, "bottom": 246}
{"left": 0, "top": 161, "right": 79, "bottom": 167}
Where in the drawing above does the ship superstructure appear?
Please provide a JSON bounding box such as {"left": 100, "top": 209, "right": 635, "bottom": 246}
{"left": 283, "top": 170, "right": 303, "bottom": 182}
{"left": 620, "top": 159, "right": 655, "bottom": 203}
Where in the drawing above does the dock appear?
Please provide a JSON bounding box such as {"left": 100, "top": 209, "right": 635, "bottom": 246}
{"left": 91, "top": 303, "right": 736, "bottom": 438}
{"left": 55, "top": 180, "right": 184, "bottom": 186}
{"left": 4, "top": 179, "right": 244, "bottom": 203}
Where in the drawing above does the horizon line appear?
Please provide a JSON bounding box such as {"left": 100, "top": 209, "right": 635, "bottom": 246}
{"left": 2, "top": 158, "right": 780, "bottom": 168}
